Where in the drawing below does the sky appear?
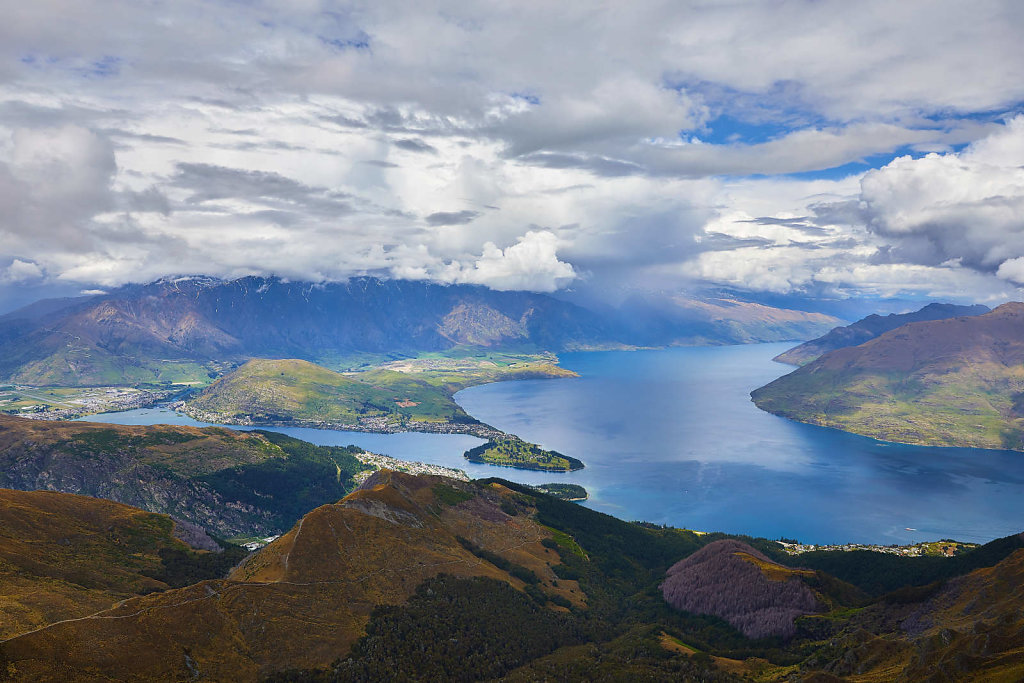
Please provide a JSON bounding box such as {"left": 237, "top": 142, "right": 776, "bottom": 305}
{"left": 1, "top": 0, "right": 1023, "bottom": 312}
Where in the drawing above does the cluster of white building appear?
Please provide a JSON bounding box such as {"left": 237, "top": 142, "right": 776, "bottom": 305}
{"left": 777, "top": 541, "right": 973, "bottom": 557}
{"left": 353, "top": 451, "right": 469, "bottom": 482}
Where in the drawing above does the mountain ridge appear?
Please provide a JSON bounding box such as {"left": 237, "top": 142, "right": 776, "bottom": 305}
{"left": 773, "top": 301, "right": 990, "bottom": 366}
{"left": 753, "top": 302, "right": 1024, "bottom": 450}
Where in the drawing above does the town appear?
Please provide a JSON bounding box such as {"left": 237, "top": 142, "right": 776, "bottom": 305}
{"left": 352, "top": 451, "right": 470, "bottom": 483}
{"left": 777, "top": 539, "right": 979, "bottom": 557}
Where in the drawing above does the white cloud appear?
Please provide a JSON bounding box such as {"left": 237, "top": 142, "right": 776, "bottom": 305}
{"left": 1, "top": 259, "right": 43, "bottom": 283}
{"left": 860, "top": 115, "right": 1024, "bottom": 273}
{"left": 445, "top": 230, "right": 576, "bottom": 292}
{"left": 0, "top": 1, "right": 1022, "bottom": 306}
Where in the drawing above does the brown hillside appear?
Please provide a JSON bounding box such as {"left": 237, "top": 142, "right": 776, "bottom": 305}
{"left": 811, "top": 302, "right": 1024, "bottom": 374}
{"left": 753, "top": 303, "right": 1024, "bottom": 450}
{"left": 0, "top": 471, "right": 582, "bottom": 682}
{"left": 0, "top": 489, "right": 209, "bottom": 640}
{"left": 773, "top": 302, "right": 989, "bottom": 366}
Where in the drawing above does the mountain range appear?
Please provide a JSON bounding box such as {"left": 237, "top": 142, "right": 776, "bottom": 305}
{"left": 0, "top": 276, "right": 839, "bottom": 386}
{"left": 754, "top": 302, "right": 1024, "bottom": 450}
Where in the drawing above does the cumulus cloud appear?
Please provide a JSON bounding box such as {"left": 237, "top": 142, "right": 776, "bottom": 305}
{"left": 1, "top": 259, "right": 43, "bottom": 283}
{"left": 860, "top": 115, "right": 1024, "bottom": 277}
{"left": 447, "top": 230, "right": 576, "bottom": 292}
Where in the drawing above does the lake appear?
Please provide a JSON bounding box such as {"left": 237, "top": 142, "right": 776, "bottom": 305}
{"left": 82, "top": 343, "right": 1024, "bottom": 545}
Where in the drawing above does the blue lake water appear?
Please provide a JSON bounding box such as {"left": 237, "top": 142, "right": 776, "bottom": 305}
{"left": 82, "top": 343, "right": 1024, "bottom": 545}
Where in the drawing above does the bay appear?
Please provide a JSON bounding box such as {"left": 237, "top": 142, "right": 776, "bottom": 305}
{"left": 82, "top": 342, "right": 1024, "bottom": 545}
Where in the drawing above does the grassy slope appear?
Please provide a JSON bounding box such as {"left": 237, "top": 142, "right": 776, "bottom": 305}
{"left": 186, "top": 358, "right": 473, "bottom": 425}
{"left": 0, "top": 489, "right": 195, "bottom": 640}
{"left": 9, "top": 340, "right": 218, "bottom": 387}
{"left": 0, "top": 472, "right": 585, "bottom": 681}
{"left": 773, "top": 303, "right": 989, "bottom": 366}
{"left": 753, "top": 303, "right": 1024, "bottom": 450}
{"left": 185, "top": 354, "right": 577, "bottom": 428}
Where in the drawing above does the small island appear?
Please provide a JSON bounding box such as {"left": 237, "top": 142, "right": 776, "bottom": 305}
{"left": 464, "top": 437, "right": 584, "bottom": 472}
{"left": 530, "top": 483, "right": 588, "bottom": 501}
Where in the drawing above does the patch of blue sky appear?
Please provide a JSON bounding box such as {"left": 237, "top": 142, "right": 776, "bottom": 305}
{"left": 919, "top": 103, "right": 1024, "bottom": 125}
{"left": 694, "top": 113, "right": 795, "bottom": 145}
{"left": 19, "top": 54, "right": 61, "bottom": 67}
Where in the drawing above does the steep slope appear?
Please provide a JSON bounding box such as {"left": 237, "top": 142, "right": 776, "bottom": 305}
{"left": 752, "top": 302, "right": 1024, "bottom": 450}
{"left": 0, "top": 471, "right": 581, "bottom": 681}
{"left": 2, "top": 472, "right": 1024, "bottom": 681}
{"left": 0, "top": 415, "right": 369, "bottom": 536}
{"left": 0, "top": 489, "right": 219, "bottom": 640}
{"left": 774, "top": 302, "right": 989, "bottom": 366}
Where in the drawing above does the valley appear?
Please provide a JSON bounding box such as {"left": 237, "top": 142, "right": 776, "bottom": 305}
{"left": 0, "top": 384, "right": 176, "bottom": 420}
{"left": 0, "top": 276, "right": 838, "bottom": 389}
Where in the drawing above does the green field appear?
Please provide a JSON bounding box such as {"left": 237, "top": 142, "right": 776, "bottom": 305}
{"left": 464, "top": 437, "right": 585, "bottom": 472}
